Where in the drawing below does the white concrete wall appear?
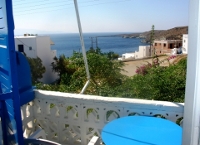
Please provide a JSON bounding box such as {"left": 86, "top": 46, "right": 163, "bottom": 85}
{"left": 36, "top": 36, "right": 58, "bottom": 84}
{"left": 120, "top": 46, "right": 150, "bottom": 60}
{"left": 141, "top": 45, "right": 151, "bottom": 57}
{"left": 135, "top": 46, "right": 151, "bottom": 59}
{"left": 14, "top": 36, "right": 58, "bottom": 84}
{"left": 182, "top": 34, "right": 188, "bottom": 54}
{"left": 118, "top": 57, "right": 122, "bottom": 60}
{"left": 15, "top": 36, "right": 37, "bottom": 58}
{"left": 135, "top": 48, "right": 143, "bottom": 59}
{"left": 122, "top": 53, "right": 135, "bottom": 59}
{"left": 134, "top": 51, "right": 140, "bottom": 59}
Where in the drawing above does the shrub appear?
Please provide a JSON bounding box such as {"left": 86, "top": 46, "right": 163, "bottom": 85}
{"left": 131, "top": 56, "right": 187, "bottom": 102}
{"left": 27, "top": 57, "right": 45, "bottom": 84}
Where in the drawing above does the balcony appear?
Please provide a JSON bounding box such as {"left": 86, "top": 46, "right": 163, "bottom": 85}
{"left": 21, "top": 90, "right": 184, "bottom": 145}
{"left": 1, "top": 0, "right": 200, "bottom": 144}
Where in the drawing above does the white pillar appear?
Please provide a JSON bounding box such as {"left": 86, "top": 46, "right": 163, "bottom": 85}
{"left": 182, "top": 0, "right": 200, "bottom": 145}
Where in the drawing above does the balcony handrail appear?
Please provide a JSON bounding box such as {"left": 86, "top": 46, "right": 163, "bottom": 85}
{"left": 21, "top": 90, "right": 184, "bottom": 145}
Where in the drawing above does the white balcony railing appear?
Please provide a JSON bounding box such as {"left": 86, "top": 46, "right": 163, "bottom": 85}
{"left": 21, "top": 90, "right": 184, "bottom": 145}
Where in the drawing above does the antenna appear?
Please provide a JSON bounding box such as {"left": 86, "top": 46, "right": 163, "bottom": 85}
{"left": 90, "top": 36, "right": 98, "bottom": 48}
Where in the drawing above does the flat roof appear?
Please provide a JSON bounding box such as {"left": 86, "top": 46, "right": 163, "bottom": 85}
{"left": 154, "top": 40, "right": 182, "bottom": 43}
{"left": 15, "top": 36, "right": 37, "bottom": 38}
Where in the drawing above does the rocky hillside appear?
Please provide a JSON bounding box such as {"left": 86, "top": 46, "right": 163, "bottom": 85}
{"left": 120, "top": 26, "right": 188, "bottom": 43}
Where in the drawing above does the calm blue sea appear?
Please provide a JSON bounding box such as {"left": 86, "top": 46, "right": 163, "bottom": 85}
{"left": 48, "top": 33, "right": 147, "bottom": 57}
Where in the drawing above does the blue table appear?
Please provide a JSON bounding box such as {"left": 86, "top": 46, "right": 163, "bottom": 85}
{"left": 101, "top": 116, "right": 182, "bottom": 145}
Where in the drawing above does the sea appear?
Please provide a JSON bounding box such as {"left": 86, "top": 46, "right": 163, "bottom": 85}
{"left": 48, "top": 33, "right": 148, "bottom": 57}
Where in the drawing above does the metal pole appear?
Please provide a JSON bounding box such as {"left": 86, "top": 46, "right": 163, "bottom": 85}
{"left": 73, "top": 0, "right": 90, "bottom": 94}
{"left": 96, "top": 37, "right": 98, "bottom": 48}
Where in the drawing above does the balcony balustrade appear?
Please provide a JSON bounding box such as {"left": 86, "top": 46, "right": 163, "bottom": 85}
{"left": 19, "top": 90, "right": 184, "bottom": 145}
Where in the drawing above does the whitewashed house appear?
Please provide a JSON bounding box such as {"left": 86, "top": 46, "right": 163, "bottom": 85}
{"left": 119, "top": 46, "right": 151, "bottom": 60}
{"left": 182, "top": 34, "right": 188, "bottom": 54}
{"left": 15, "top": 36, "right": 58, "bottom": 84}
{"left": 122, "top": 53, "right": 135, "bottom": 59}
{"left": 135, "top": 46, "right": 151, "bottom": 59}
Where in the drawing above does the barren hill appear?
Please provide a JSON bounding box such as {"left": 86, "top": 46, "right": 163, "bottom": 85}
{"left": 120, "top": 26, "right": 188, "bottom": 43}
{"left": 143, "top": 26, "right": 188, "bottom": 43}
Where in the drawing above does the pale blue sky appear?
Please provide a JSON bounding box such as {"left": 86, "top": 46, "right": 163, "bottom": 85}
{"left": 13, "top": 0, "right": 189, "bottom": 35}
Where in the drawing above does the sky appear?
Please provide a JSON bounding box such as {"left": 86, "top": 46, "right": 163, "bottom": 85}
{"left": 12, "top": 0, "right": 189, "bottom": 35}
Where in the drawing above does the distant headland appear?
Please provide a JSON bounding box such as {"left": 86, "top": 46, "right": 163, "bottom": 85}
{"left": 116, "top": 26, "right": 188, "bottom": 43}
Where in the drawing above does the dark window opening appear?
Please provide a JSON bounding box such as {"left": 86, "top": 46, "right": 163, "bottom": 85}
{"left": 155, "top": 43, "right": 157, "bottom": 46}
{"left": 29, "top": 47, "right": 32, "bottom": 50}
{"left": 164, "top": 44, "right": 166, "bottom": 47}
{"left": 18, "top": 45, "right": 24, "bottom": 52}
{"left": 169, "top": 44, "right": 173, "bottom": 48}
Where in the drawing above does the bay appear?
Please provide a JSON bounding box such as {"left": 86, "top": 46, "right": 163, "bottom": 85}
{"left": 48, "top": 33, "right": 147, "bottom": 57}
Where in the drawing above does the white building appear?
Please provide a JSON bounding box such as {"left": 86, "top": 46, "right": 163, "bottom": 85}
{"left": 15, "top": 36, "right": 58, "bottom": 84}
{"left": 135, "top": 46, "right": 151, "bottom": 59}
{"left": 121, "top": 53, "right": 135, "bottom": 59}
{"left": 182, "top": 34, "right": 188, "bottom": 54}
{"left": 119, "top": 46, "right": 151, "bottom": 60}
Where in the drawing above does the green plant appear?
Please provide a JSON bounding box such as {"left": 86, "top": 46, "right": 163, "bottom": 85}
{"left": 36, "top": 48, "right": 186, "bottom": 103}
{"left": 67, "top": 48, "right": 125, "bottom": 95}
{"left": 51, "top": 55, "right": 76, "bottom": 83}
{"left": 131, "top": 56, "right": 187, "bottom": 102}
{"left": 27, "top": 57, "right": 45, "bottom": 84}
{"left": 38, "top": 48, "right": 125, "bottom": 95}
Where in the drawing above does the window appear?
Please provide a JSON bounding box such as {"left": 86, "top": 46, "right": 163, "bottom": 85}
{"left": 29, "top": 47, "right": 32, "bottom": 50}
{"left": 155, "top": 43, "right": 157, "bottom": 46}
{"left": 164, "top": 43, "right": 166, "bottom": 47}
{"left": 169, "top": 44, "right": 173, "bottom": 48}
{"left": 18, "top": 45, "right": 24, "bottom": 52}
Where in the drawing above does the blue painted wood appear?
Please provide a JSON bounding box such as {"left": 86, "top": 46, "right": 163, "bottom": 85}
{"left": 0, "top": 7, "right": 5, "bottom": 30}
{"left": 0, "top": 1, "right": 19, "bottom": 144}
{"left": 0, "top": 0, "right": 34, "bottom": 144}
{"left": 0, "top": 48, "right": 11, "bottom": 94}
{"left": 102, "top": 116, "right": 182, "bottom": 145}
